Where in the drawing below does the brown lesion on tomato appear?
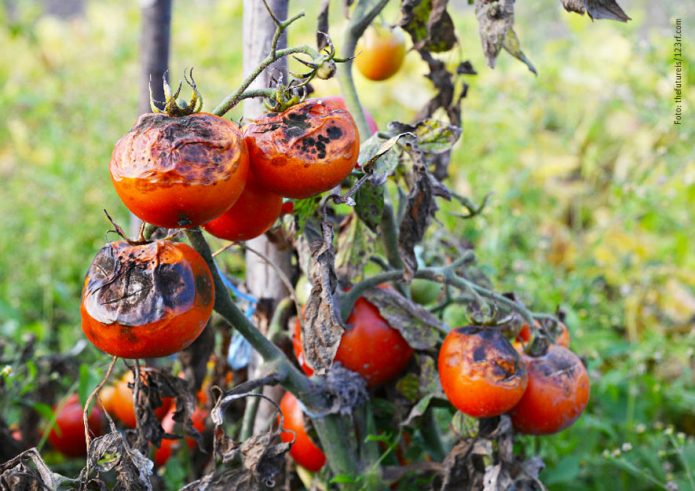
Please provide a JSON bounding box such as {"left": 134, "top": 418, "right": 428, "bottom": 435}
{"left": 455, "top": 326, "right": 527, "bottom": 386}
{"left": 111, "top": 113, "right": 245, "bottom": 186}
{"left": 83, "top": 242, "right": 196, "bottom": 327}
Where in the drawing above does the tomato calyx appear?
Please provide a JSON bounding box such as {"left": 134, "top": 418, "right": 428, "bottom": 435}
{"left": 150, "top": 68, "right": 203, "bottom": 117}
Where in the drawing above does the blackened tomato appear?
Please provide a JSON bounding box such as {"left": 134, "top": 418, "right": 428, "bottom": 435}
{"left": 438, "top": 326, "right": 528, "bottom": 418}
{"left": 110, "top": 113, "right": 249, "bottom": 228}
{"left": 81, "top": 240, "right": 214, "bottom": 358}
{"left": 244, "top": 98, "right": 359, "bottom": 199}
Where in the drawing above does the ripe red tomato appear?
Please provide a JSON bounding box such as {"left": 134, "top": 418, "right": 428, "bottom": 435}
{"left": 438, "top": 326, "right": 528, "bottom": 418}
{"left": 101, "top": 372, "right": 173, "bottom": 428}
{"left": 336, "top": 297, "right": 414, "bottom": 387}
{"left": 292, "top": 297, "right": 414, "bottom": 387}
{"left": 48, "top": 395, "right": 104, "bottom": 458}
{"left": 355, "top": 25, "right": 407, "bottom": 81}
{"left": 322, "top": 96, "right": 378, "bottom": 135}
{"left": 279, "top": 392, "right": 326, "bottom": 472}
{"left": 203, "top": 175, "right": 282, "bottom": 241}
{"left": 244, "top": 98, "right": 360, "bottom": 199}
{"left": 110, "top": 112, "right": 249, "bottom": 228}
{"left": 81, "top": 240, "right": 214, "bottom": 358}
{"left": 510, "top": 345, "right": 590, "bottom": 435}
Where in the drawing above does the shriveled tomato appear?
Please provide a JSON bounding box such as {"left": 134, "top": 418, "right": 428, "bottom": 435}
{"left": 203, "top": 175, "right": 282, "bottom": 241}
{"left": 355, "top": 25, "right": 406, "bottom": 81}
{"left": 438, "top": 326, "right": 528, "bottom": 418}
{"left": 336, "top": 297, "right": 414, "bottom": 387}
{"left": 322, "top": 96, "right": 378, "bottom": 135}
{"left": 48, "top": 395, "right": 104, "bottom": 458}
{"left": 81, "top": 240, "right": 214, "bottom": 358}
{"left": 293, "top": 296, "right": 414, "bottom": 386}
{"left": 102, "top": 372, "right": 174, "bottom": 428}
{"left": 279, "top": 392, "right": 326, "bottom": 472}
{"left": 244, "top": 98, "right": 360, "bottom": 199}
{"left": 110, "top": 112, "right": 249, "bottom": 228}
{"left": 510, "top": 345, "right": 590, "bottom": 435}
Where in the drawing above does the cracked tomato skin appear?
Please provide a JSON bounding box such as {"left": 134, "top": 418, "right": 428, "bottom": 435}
{"left": 336, "top": 297, "right": 414, "bottom": 387}
{"left": 110, "top": 112, "right": 249, "bottom": 228}
{"left": 438, "top": 326, "right": 528, "bottom": 418}
{"left": 510, "top": 345, "right": 590, "bottom": 435}
{"left": 279, "top": 392, "right": 326, "bottom": 472}
{"left": 48, "top": 395, "right": 104, "bottom": 458}
{"left": 81, "top": 240, "right": 214, "bottom": 359}
{"left": 244, "top": 98, "right": 360, "bottom": 199}
{"left": 202, "top": 174, "right": 283, "bottom": 241}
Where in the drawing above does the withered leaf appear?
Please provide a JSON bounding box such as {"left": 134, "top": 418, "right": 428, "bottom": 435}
{"left": 398, "top": 156, "right": 439, "bottom": 281}
{"left": 301, "top": 220, "right": 344, "bottom": 374}
{"left": 400, "top": 0, "right": 457, "bottom": 52}
{"left": 362, "top": 287, "right": 445, "bottom": 349}
{"left": 474, "top": 0, "right": 515, "bottom": 69}
{"left": 143, "top": 369, "right": 199, "bottom": 448}
{"left": 389, "top": 119, "right": 461, "bottom": 155}
{"left": 87, "top": 432, "right": 153, "bottom": 491}
{"left": 0, "top": 448, "right": 66, "bottom": 491}
{"left": 336, "top": 213, "right": 375, "bottom": 284}
{"left": 562, "top": 0, "right": 630, "bottom": 21}
{"left": 358, "top": 133, "right": 404, "bottom": 184}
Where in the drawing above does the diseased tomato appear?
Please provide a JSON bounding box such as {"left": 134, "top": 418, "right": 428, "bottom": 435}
{"left": 438, "top": 326, "right": 528, "bottom": 418}
{"left": 322, "top": 96, "right": 378, "bottom": 135}
{"left": 292, "top": 296, "right": 414, "bottom": 386}
{"left": 48, "top": 395, "right": 104, "bottom": 458}
{"left": 279, "top": 392, "right": 326, "bottom": 472}
{"left": 110, "top": 112, "right": 249, "bottom": 228}
{"left": 510, "top": 345, "right": 590, "bottom": 435}
{"left": 355, "top": 25, "right": 406, "bottom": 81}
{"left": 101, "top": 372, "right": 174, "bottom": 428}
{"left": 81, "top": 240, "right": 214, "bottom": 359}
{"left": 244, "top": 98, "right": 360, "bottom": 199}
{"left": 202, "top": 175, "right": 282, "bottom": 241}
{"left": 336, "top": 297, "right": 414, "bottom": 387}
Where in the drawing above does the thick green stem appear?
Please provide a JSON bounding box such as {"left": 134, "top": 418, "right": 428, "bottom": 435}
{"left": 381, "top": 201, "right": 404, "bottom": 271}
{"left": 185, "top": 229, "right": 319, "bottom": 404}
{"left": 312, "top": 413, "right": 361, "bottom": 485}
{"left": 337, "top": 0, "right": 390, "bottom": 139}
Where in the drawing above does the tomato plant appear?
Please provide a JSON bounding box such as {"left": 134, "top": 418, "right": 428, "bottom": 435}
{"left": 354, "top": 25, "right": 406, "bottom": 81}
{"left": 438, "top": 326, "right": 528, "bottom": 418}
{"left": 279, "top": 392, "right": 326, "bottom": 472}
{"left": 81, "top": 240, "right": 214, "bottom": 358}
{"left": 48, "top": 395, "right": 104, "bottom": 458}
{"left": 510, "top": 345, "right": 590, "bottom": 435}
{"left": 244, "top": 98, "right": 360, "bottom": 198}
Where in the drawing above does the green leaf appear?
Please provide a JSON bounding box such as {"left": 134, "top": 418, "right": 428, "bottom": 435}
{"left": 400, "top": 0, "right": 457, "bottom": 52}
{"left": 502, "top": 28, "right": 537, "bottom": 75}
{"left": 78, "top": 363, "right": 93, "bottom": 408}
{"left": 330, "top": 474, "right": 357, "bottom": 484}
{"left": 410, "top": 119, "right": 461, "bottom": 154}
{"left": 358, "top": 133, "right": 403, "bottom": 183}
{"left": 293, "top": 196, "right": 321, "bottom": 233}
{"left": 336, "top": 214, "right": 375, "bottom": 282}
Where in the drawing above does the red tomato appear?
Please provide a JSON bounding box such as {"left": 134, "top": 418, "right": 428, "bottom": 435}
{"left": 279, "top": 392, "right": 326, "bottom": 472}
{"left": 355, "top": 25, "right": 407, "bottom": 81}
{"left": 153, "top": 406, "right": 208, "bottom": 467}
{"left": 336, "top": 297, "right": 414, "bottom": 387}
{"left": 510, "top": 345, "right": 590, "bottom": 435}
{"left": 110, "top": 112, "right": 249, "bottom": 228}
{"left": 438, "top": 326, "right": 528, "bottom": 418}
{"left": 516, "top": 321, "right": 570, "bottom": 348}
{"left": 81, "top": 240, "right": 214, "bottom": 359}
{"left": 101, "top": 373, "right": 173, "bottom": 428}
{"left": 244, "top": 98, "right": 360, "bottom": 199}
{"left": 293, "top": 296, "right": 414, "bottom": 387}
{"left": 203, "top": 175, "right": 283, "bottom": 241}
{"left": 48, "top": 395, "right": 104, "bottom": 458}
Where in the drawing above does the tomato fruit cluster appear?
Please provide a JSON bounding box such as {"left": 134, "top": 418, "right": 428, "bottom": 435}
{"left": 438, "top": 324, "right": 590, "bottom": 435}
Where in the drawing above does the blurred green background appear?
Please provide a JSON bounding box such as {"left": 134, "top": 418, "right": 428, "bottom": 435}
{"left": 0, "top": 1, "right": 693, "bottom": 489}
